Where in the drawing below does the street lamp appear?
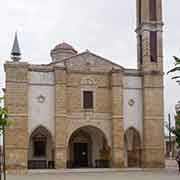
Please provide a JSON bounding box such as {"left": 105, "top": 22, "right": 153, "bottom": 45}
{"left": 168, "top": 113, "right": 172, "bottom": 159}
{"left": 0, "top": 131, "right": 2, "bottom": 180}
{"left": 2, "top": 126, "right": 6, "bottom": 180}
{"left": 0, "top": 125, "right": 6, "bottom": 180}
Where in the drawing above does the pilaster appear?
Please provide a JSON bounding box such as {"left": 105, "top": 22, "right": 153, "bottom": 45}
{"left": 111, "top": 69, "right": 124, "bottom": 167}
{"left": 54, "top": 67, "right": 67, "bottom": 168}
{"left": 4, "top": 61, "right": 29, "bottom": 173}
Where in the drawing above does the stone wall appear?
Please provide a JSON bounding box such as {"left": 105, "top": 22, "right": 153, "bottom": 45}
{"left": 4, "top": 62, "right": 28, "bottom": 173}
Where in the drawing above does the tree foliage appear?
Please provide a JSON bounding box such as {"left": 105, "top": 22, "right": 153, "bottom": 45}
{"left": 169, "top": 114, "right": 180, "bottom": 149}
{"left": 167, "top": 56, "right": 180, "bottom": 84}
{"left": 167, "top": 56, "right": 180, "bottom": 148}
{"left": 0, "top": 96, "right": 10, "bottom": 129}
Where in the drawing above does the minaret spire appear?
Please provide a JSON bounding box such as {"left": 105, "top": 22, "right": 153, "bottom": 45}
{"left": 11, "top": 32, "right": 21, "bottom": 61}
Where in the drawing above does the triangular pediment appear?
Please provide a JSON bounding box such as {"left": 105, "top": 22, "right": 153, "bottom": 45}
{"left": 54, "top": 51, "right": 123, "bottom": 73}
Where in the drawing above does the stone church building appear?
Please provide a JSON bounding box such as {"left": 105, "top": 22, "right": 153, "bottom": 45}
{"left": 4, "top": 0, "right": 165, "bottom": 172}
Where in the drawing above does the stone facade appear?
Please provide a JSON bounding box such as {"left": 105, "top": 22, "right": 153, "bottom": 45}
{"left": 4, "top": 0, "right": 165, "bottom": 173}
{"left": 4, "top": 62, "right": 29, "bottom": 173}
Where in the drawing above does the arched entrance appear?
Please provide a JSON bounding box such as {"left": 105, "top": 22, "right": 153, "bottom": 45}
{"left": 28, "top": 126, "right": 54, "bottom": 169}
{"left": 67, "top": 126, "right": 111, "bottom": 168}
{"left": 124, "top": 127, "right": 141, "bottom": 167}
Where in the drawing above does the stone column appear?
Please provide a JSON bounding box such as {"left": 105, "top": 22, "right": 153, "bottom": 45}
{"left": 141, "top": 73, "right": 165, "bottom": 168}
{"left": 54, "top": 67, "right": 67, "bottom": 168}
{"left": 4, "top": 62, "right": 28, "bottom": 174}
{"left": 111, "top": 69, "right": 124, "bottom": 168}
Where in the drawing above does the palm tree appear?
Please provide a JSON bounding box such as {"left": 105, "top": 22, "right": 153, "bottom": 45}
{"left": 167, "top": 56, "right": 180, "bottom": 149}
{"left": 167, "top": 56, "right": 180, "bottom": 84}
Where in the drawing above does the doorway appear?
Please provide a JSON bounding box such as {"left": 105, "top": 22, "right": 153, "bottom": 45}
{"left": 73, "top": 143, "right": 88, "bottom": 167}
{"left": 68, "top": 126, "right": 110, "bottom": 168}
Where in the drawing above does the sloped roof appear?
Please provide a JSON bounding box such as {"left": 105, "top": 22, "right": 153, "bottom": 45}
{"left": 51, "top": 50, "right": 124, "bottom": 70}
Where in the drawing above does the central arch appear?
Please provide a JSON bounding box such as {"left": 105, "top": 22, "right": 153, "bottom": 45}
{"left": 67, "top": 126, "right": 111, "bottom": 168}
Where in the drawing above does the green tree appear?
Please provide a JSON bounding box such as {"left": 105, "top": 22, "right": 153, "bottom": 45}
{"left": 0, "top": 95, "right": 10, "bottom": 180}
{"left": 167, "top": 56, "right": 180, "bottom": 84}
{"left": 0, "top": 97, "right": 9, "bottom": 130}
{"left": 173, "top": 113, "right": 180, "bottom": 148}
{"left": 167, "top": 56, "right": 180, "bottom": 148}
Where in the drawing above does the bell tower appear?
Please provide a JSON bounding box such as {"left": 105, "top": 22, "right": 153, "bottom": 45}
{"left": 136, "top": 0, "right": 165, "bottom": 167}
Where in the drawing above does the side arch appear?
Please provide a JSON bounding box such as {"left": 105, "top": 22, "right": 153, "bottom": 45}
{"left": 28, "top": 125, "right": 55, "bottom": 169}
{"left": 29, "top": 125, "right": 53, "bottom": 139}
{"left": 124, "top": 127, "right": 141, "bottom": 167}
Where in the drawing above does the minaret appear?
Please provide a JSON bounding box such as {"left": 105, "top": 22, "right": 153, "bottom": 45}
{"left": 11, "top": 32, "right": 21, "bottom": 61}
{"left": 136, "top": 0, "right": 165, "bottom": 167}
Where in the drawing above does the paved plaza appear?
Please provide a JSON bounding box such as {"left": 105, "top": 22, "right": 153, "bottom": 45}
{"left": 6, "top": 168, "right": 179, "bottom": 180}
{"left": 4, "top": 160, "right": 179, "bottom": 180}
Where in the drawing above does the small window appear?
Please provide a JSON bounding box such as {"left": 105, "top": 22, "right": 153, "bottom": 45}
{"left": 150, "top": 31, "right": 157, "bottom": 62}
{"left": 149, "top": 0, "right": 157, "bottom": 21}
{"left": 139, "top": 35, "right": 143, "bottom": 64}
{"left": 138, "top": 0, "right": 142, "bottom": 25}
{"left": 83, "top": 91, "right": 93, "bottom": 109}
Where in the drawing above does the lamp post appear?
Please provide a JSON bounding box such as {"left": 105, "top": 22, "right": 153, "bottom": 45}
{"left": 0, "top": 95, "right": 7, "bottom": 180}
{"left": 2, "top": 126, "right": 6, "bottom": 180}
{"left": 0, "top": 126, "right": 6, "bottom": 180}
{"left": 168, "top": 113, "right": 172, "bottom": 159}
{"left": 0, "top": 129, "right": 2, "bottom": 180}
